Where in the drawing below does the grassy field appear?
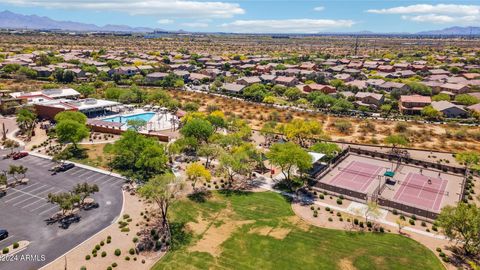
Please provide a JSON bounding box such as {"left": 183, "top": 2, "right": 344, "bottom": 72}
{"left": 153, "top": 191, "right": 444, "bottom": 270}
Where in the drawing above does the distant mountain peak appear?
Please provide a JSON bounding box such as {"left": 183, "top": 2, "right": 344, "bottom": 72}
{"left": 0, "top": 10, "right": 160, "bottom": 33}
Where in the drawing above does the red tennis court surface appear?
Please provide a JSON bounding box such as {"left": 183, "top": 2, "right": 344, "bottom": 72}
{"left": 330, "top": 161, "right": 384, "bottom": 193}
{"left": 393, "top": 172, "right": 448, "bottom": 211}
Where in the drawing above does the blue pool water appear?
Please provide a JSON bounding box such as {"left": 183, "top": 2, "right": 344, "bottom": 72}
{"left": 103, "top": 112, "right": 155, "bottom": 124}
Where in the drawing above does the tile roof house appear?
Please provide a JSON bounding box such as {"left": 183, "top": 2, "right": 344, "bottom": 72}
{"left": 236, "top": 76, "right": 262, "bottom": 86}
{"left": 222, "top": 83, "right": 245, "bottom": 94}
{"left": 431, "top": 101, "right": 467, "bottom": 118}
{"left": 145, "top": 72, "right": 169, "bottom": 84}
{"left": 377, "top": 82, "right": 409, "bottom": 92}
{"left": 302, "top": 84, "right": 336, "bottom": 94}
{"left": 399, "top": 95, "right": 432, "bottom": 114}
{"left": 273, "top": 76, "right": 298, "bottom": 87}
{"left": 467, "top": 103, "right": 480, "bottom": 113}
{"left": 346, "top": 80, "right": 367, "bottom": 90}
{"left": 440, "top": 83, "right": 470, "bottom": 94}
{"left": 354, "top": 92, "right": 384, "bottom": 108}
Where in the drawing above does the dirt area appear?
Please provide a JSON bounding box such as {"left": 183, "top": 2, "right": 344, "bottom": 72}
{"left": 43, "top": 192, "right": 163, "bottom": 270}
{"left": 188, "top": 206, "right": 254, "bottom": 257}
{"left": 248, "top": 226, "right": 291, "bottom": 240}
{"left": 169, "top": 89, "right": 480, "bottom": 153}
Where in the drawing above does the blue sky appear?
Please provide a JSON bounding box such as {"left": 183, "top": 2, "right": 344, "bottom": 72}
{"left": 0, "top": 1, "right": 479, "bottom": 33}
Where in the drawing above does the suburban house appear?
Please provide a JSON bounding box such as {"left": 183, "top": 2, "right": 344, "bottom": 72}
{"left": 346, "top": 80, "right": 367, "bottom": 90}
{"left": 236, "top": 76, "right": 262, "bottom": 86}
{"left": 260, "top": 74, "right": 277, "bottom": 83}
{"left": 222, "top": 83, "right": 245, "bottom": 94}
{"left": 354, "top": 92, "right": 384, "bottom": 108}
{"left": 439, "top": 83, "right": 470, "bottom": 94}
{"left": 399, "top": 95, "right": 432, "bottom": 114}
{"left": 145, "top": 72, "right": 169, "bottom": 84}
{"left": 333, "top": 73, "right": 353, "bottom": 82}
{"left": 377, "top": 82, "right": 409, "bottom": 92}
{"left": 273, "top": 76, "right": 298, "bottom": 87}
{"left": 302, "top": 84, "right": 336, "bottom": 94}
{"left": 467, "top": 103, "right": 480, "bottom": 114}
{"left": 431, "top": 101, "right": 468, "bottom": 118}
{"left": 11, "top": 88, "right": 81, "bottom": 103}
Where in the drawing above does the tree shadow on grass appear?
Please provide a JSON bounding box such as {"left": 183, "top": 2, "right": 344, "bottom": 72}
{"left": 217, "top": 189, "right": 253, "bottom": 197}
{"left": 169, "top": 222, "right": 193, "bottom": 251}
{"left": 187, "top": 190, "right": 212, "bottom": 203}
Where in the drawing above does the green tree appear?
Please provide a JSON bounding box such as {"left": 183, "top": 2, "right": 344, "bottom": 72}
{"left": 310, "top": 142, "right": 341, "bottom": 161}
{"left": 432, "top": 93, "right": 451, "bottom": 102}
{"left": 16, "top": 108, "right": 37, "bottom": 140}
{"left": 72, "top": 182, "right": 99, "bottom": 205}
{"left": 55, "top": 120, "right": 89, "bottom": 149}
{"left": 284, "top": 87, "right": 302, "bottom": 101}
{"left": 266, "top": 142, "right": 312, "bottom": 185}
{"left": 75, "top": 84, "right": 95, "bottom": 97}
{"left": 455, "top": 94, "right": 479, "bottom": 106}
{"left": 8, "top": 164, "right": 28, "bottom": 181}
{"left": 180, "top": 118, "right": 214, "bottom": 143}
{"left": 55, "top": 111, "right": 87, "bottom": 124}
{"left": 47, "top": 192, "right": 80, "bottom": 216}
{"left": 126, "top": 119, "right": 147, "bottom": 132}
{"left": 437, "top": 203, "right": 480, "bottom": 255}
{"left": 138, "top": 174, "right": 183, "bottom": 231}
{"left": 108, "top": 131, "right": 168, "bottom": 182}
{"left": 281, "top": 119, "right": 322, "bottom": 147}
{"left": 407, "top": 82, "right": 432, "bottom": 96}
{"left": 186, "top": 162, "right": 211, "bottom": 190}
{"left": 242, "top": 83, "right": 267, "bottom": 102}
{"left": 384, "top": 134, "right": 409, "bottom": 151}
{"left": 455, "top": 151, "right": 480, "bottom": 171}
{"left": 421, "top": 105, "right": 442, "bottom": 120}
{"left": 197, "top": 144, "right": 222, "bottom": 168}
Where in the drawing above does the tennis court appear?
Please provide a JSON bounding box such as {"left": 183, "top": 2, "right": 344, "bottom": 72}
{"left": 392, "top": 173, "right": 448, "bottom": 212}
{"left": 329, "top": 160, "right": 385, "bottom": 193}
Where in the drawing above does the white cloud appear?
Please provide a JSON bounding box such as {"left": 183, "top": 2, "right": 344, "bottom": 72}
{"left": 402, "top": 14, "right": 479, "bottom": 24}
{"left": 181, "top": 22, "right": 209, "bottom": 28}
{"left": 157, "top": 19, "right": 174, "bottom": 25}
{"left": 367, "top": 4, "right": 480, "bottom": 15}
{"left": 0, "top": 0, "right": 245, "bottom": 18}
{"left": 221, "top": 19, "right": 355, "bottom": 33}
{"left": 368, "top": 4, "right": 480, "bottom": 24}
{"left": 313, "top": 6, "right": 324, "bottom": 12}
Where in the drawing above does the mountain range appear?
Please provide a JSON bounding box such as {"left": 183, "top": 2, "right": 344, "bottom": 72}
{"left": 0, "top": 10, "right": 159, "bottom": 32}
{"left": 0, "top": 10, "right": 479, "bottom": 36}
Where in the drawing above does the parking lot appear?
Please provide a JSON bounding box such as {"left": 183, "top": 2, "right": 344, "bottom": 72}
{"left": 0, "top": 154, "right": 124, "bottom": 270}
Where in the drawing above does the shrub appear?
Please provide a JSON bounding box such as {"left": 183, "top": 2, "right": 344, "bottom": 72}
{"left": 359, "top": 222, "right": 364, "bottom": 228}
{"left": 392, "top": 209, "right": 398, "bottom": 215}
{"left": 354, "top": 218, "right": 359, "bottom": 225}
{"left": 328, "top": 217, "right": 333, "bottom": 222}
{"left": 112, "top": 262, "right": 118, "bottom": 268}
{"left": 379, "top": 227, "right": 384, "bottom": 233}
{"left": 85, "top": 255, "right": 91, "bottom": 260}
{"left": 125, "top": 256, "right": 130, "bottom": 261}
{"left": 142, "top": 259, "right": 146, "bottom": 264}
{"left": 310, "top": 206, "right": 315, "bottom": 210}
{"left": 421, "top": 221, "right": 426, "bottom": 227}
{"left": 129, "top": 248, "right": 135, "bottom": 255}
{"left": 12, "top": 242, "right": 19, "bottom": 249}
{"left": 436, "top": 247, "right": 442, "bottom": 252}
{"left": 121, "top": 227, "right": 130, "bottom": 232}
{"left": 100, "top": 240, "right": 105, "bottom": 246}
{"left": 336, "top": 199, "right": 343, "bottom": 205}
{"left": 313, "top": 211, "right": 318, "bottom": 217}
{"left": 411, "top": 215, "right": 417, "bottom": 220}
{"left": 101, "top": 251, "right": 107, "bottom": 257}
{"left": 3, "top": 247, "right": 9, "bottom": 254}
{"left": 439, "top": 252, "right": 446, "bottom": 258}
{"left": 81, "top": 267, "right": 86, "bottom": 270}
{"left": 114, "top": 249, "right": 121, "bottom": 256}
{"left": 107, "top": 267, "right": 112, "bottom": 270}
{"left": 339, "top": 217, "right": 343, "bottom": 222}
{"left": 319, "top": 194, "right": 324, "bottom": 199}
{"left": 336, "top": 212, "right": 341, "bottom": 217}
{"left": 409, "top": 219, "right": 415, "bottom": 225}
{"left": 95, "top": 244, "right": 101, "bottom": 250}
{"left": 366, "top": 221, "right": 372, "bottom": 228}
{"left": 432, "top": 225, "right": 438, "bottom": 231}
{"left": 133, "top": 237, "right": 138, "bottom": 243}
{"left": 399, "top": 215, "right": 405, "bottom": 220}
{"left": 106, "top": 238, "right": 111, "bottom": 244}
{"left": 325, "top": 207, "right": 330, "bottom": 211}
{"left": 442, "top": 257, "right": 449, "bottom": 263}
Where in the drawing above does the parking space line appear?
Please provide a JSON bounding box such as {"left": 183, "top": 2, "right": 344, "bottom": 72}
{"left": 91, "top": 174, "right": 109, "bottom": 183}
{"left": 13, "top": 196, "right": 39, "bottom": 207}
{"left": 70, "top": 168, "right": 86, "bottom": 176}
{"left": 7, "top": 187, "right": 48, "bottom": 201}
{"left": 30, "top": 202, "right": 53, "bottom": 212}
{"left": 22, "top": 197, "right": 48, "bottom": 209}
{"left": 0, "top": 235, "right": 15, "bottom": 245}
{"left": 102, "top": 177, "right": 122, "bottom": 185}
{"left": 35, "top": 186, "right": 57, "bottom": 197}
{"left": 13, "top": 182, "right": 41, "bottom": 192}
{"left": 38, "top": 205, "right": 58, "bottom": 216}
{"left": 84, "top": 172, "right": 99, "bottom": 180}
{"left": 20, "top": 184, "right": 49, "bottom": 194}
{"left": 77, "top": 171, "right": 94, "bottom": 178}
{"left": 5, "top": 193, "right": 29, "bottom": 203}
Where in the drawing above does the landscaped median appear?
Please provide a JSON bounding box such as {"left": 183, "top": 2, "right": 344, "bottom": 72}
{"left": 1, "top": 241, "right": 30, "bottom": 257}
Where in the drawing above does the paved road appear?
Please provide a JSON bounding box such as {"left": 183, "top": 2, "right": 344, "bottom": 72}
{"left": 0, "top": 155, "right": 124, "bottom": 270}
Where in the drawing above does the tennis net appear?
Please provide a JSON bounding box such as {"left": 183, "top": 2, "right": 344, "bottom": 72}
{"left": 397, "top": 180, "right": 449, "bottom": 196}
{"left": 337, "top": 166, "right": 381, "bottom": 178}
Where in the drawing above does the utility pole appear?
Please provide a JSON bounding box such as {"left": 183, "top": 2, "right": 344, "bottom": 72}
{"left": 354, "top": 35, "right": 359, "bottom": 56}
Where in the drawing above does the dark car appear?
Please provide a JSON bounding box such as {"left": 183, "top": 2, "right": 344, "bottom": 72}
{"left": 12, "top": 152, "right": 28, "bottom": 160}
{"left": 0, "top": 229, "right": 8, "bottom": 240}
{"left": 51, "top": 163, "right": 75, "bottom": 174}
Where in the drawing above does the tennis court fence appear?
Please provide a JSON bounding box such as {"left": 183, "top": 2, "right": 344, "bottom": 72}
{"left": 314, "top": 181, "right": 367, "bottom": 201}
{"left": 378, "top": 198, "right": 438, "bottom": 220}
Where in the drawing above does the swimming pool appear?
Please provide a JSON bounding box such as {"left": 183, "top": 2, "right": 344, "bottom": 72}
{"left": 103, "top": 112, "right": 155, "bottom": 124}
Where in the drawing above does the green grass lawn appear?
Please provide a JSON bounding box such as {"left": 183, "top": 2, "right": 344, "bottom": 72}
{"left": 153, "top": 191, "right": 444, "bottom": 270}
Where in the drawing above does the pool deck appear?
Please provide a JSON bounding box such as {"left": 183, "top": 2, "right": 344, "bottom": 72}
{"left": 95, "top": 109, "right": 176, "bottom": 132}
